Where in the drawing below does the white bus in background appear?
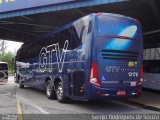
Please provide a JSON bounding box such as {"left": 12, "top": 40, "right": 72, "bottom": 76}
{"left": 143, "top": 41, "right": 160, "bottom": 91}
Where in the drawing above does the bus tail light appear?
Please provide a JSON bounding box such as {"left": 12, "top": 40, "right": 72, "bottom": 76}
{"left": 137, "top": 64, "right": 143, "bottom": 86}
{"left": 89, "top": 62, "right": 101, "bottom": 87}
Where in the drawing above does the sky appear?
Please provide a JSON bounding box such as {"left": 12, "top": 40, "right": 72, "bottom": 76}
{"left": 5, "top": 41, "right": 23, "bottom": 53}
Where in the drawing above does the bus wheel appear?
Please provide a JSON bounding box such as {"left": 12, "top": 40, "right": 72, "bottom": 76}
{"left": 19, "top": 83, "right": 24, "bottom": 88}
{"left": 56, "top": 82, "right": 68, "bottom": 103}
{"left": 46, "top": 80, "right": 56, "bottom": 99}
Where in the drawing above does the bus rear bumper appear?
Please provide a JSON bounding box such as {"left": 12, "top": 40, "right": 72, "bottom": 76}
{"left": 87, "top": 85, "right": 142, "bottom": 100}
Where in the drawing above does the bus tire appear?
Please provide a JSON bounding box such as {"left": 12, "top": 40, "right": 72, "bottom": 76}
{"left": 46, "top": 80, "right": 56, "bottom": 99}
{"left": 56, "top": 82, "right": 68, "bottom": 103}
{"left": 19, "top": 83, "right": 24, "bottom": 88}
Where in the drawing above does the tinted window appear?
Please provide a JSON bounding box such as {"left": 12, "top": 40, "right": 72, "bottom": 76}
{"left": 144, "top": 33, "right": 160, "bottom": 49}
{"left": 143, "top": 33, "right": 160, "bottom": 73}
{"left": 17, "top": 28, "right": 71, "bottom": 61}
{"left": 71, "top": 26, "right": 82, "bottom": 49}
{"left": 17, "top": 21, "right": 92, "bottom": 61}
{"left": 17, "top": 45, "right": 28, "bottom": 61}
{"left": 97, "top": 15, "right": 143, "bottom": 52}
{"left": 59, "top": 27, "right": 72, "bottom": 50}
{"left": 144, "top": 60, "right": 160, "bottom": 73}
{"left": 0, "top": 63, "right": 8, "bottom": 70}
{"left": 71, "top": 19, "right": 92, "bottom": 49}
{"left": 87, "top": 21, "right": 92, "bottom": 34}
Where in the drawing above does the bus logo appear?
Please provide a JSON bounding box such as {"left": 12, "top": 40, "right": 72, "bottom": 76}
{"left": 39, "top": 40, "right": 69, "bottom": 73}
{"left": 105, "top": 66, "right": 120, "bottom": 72}
{"left": 128, "top": 61, "right": 138, "bottom": 67}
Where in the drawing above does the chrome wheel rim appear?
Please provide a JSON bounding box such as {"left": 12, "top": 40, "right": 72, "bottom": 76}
{"left": 57, "top": 85, "right": 63, "bottom": 100}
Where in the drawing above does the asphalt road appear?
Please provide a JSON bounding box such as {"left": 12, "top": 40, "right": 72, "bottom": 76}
{"left": 0, "top": 76, "right": 16, "bottom": 114}
{"left": 0, "top": 76, "right": 159, "bottom": 120}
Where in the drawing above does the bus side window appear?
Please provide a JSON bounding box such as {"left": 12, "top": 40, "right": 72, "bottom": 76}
{"left": 79, "top": 20, "right": 85, "bottom": 43}
{"left": 58, "top": 26, "right": 82, "bottom": 50}
{"left": 72, "top": 19, "right": 92, "bottom": 47}
{"left": 18, "top": 46, "right": 27, "bottom": 61}
{"left": 81, "top": 19, "right": 92, "bottom": 43}
{"left": 87, "top": 21, "right": 92, "bottom": 34}
{"left": 71, "top": 26, "right": 82, "bottom": 49}
{"left": 59, "top": 28, "right": 72, "bottom": 50}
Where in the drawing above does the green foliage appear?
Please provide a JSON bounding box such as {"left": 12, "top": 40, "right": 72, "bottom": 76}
{"left": 0, "top": 52, "right": 14, "bottom": 74}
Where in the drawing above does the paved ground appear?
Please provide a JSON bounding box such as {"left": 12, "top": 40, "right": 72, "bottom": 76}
{"left": 16, "top": 86, "right": 159, "bottom": 114}
{"left": 128, "top": 90, "right": 160, "bottom": 110}
{"left": 0, "top": 76, "right": 160, "bottom": 120}
{"left": 0, "top": 76, "right": 16, "bottom": 114}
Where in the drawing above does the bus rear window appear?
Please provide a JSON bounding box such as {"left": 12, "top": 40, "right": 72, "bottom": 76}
{"left": 98, "top": 15, "right": 139, "bottom": 37}
{"left": 96, "top": 15, "right": 143, "bottom": 52}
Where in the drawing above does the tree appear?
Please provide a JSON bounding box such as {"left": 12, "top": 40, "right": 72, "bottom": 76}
{"left": 0, "top": 40, "right": 7, "bottom": 55}
{"left": 0, "top": 52, "right": 14, "bottom": 74}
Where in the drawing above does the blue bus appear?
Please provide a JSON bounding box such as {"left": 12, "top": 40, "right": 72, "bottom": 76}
{"left": 15, "top": 13, "right": 143, "bottom": 103}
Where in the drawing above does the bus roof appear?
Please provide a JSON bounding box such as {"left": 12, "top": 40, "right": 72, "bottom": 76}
{"left": 36, "top": 13, "right": 95, "bottom": 42}
{"left": 96, "top": 12, "right": 139, "bottom": 22}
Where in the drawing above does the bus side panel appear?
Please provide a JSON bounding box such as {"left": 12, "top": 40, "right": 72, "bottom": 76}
{"left": 16, "top": 14, "right": 96, "bottom": 100}
{"left": 64, "top": 16, "right": 94, "bottom": 99}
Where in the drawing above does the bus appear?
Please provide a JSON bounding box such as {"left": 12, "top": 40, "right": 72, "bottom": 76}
{"left": 0, "top": 62, "right": 8, "bottom": 83}
{"left": 143, "top": 33, "right": 160, "bottom": 91}
{"left": 15, "top": 13, "right": 143, "bottom": 103}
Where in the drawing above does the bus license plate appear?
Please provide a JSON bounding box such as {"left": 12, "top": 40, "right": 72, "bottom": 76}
{"left": 117, "top": 90, "right": 126, "bottom": 96}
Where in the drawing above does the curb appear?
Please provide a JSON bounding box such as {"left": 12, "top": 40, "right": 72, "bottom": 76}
{"left": 126, "top": 100, "right": 160, "bottom": 112}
